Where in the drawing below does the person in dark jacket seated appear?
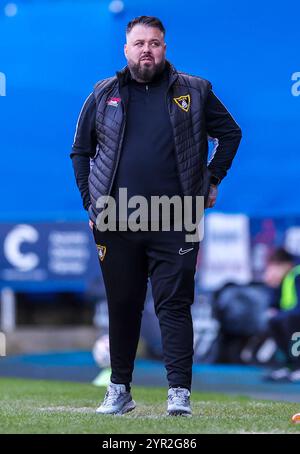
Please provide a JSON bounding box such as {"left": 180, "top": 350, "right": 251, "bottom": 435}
{"left": 263, "top": 248, "right": 300, "bottom": 382}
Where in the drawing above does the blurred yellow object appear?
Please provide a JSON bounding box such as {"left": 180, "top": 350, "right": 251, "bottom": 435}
{"left": 92, "top": 367, "right": 112, "bottom": 387}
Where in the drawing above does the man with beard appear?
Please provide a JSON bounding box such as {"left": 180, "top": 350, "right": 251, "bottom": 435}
{"left": 71, "top": 16, "right": 242, "bottom": 416}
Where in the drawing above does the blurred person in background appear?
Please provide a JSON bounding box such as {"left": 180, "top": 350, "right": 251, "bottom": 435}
{"left": 263, "top": 248, "right": 300, "bottom": 382}
{"left": 71, "top": 15, "right": 242, "bottom": 416}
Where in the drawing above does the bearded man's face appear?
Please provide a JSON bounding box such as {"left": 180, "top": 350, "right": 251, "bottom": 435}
{"left": 124, "top": 24, "right": 166, "bottom": 82}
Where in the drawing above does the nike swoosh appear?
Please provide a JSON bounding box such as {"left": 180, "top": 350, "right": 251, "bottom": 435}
{"left": 178, "top": 247, "right": 194, "bottom": 255}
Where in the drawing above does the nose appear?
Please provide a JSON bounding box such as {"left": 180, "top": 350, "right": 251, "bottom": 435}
{"left": 142, "top": 43, "right": 151, "bottom": 53}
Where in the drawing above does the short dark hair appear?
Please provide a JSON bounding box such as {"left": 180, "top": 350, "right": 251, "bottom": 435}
{"left": 126, "top": 16, "right": 165, "bottom": 36}
{"left": 268, "top": 247, "right": 294, "bottom": 265}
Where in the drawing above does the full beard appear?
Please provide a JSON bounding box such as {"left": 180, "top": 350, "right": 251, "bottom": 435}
{"left": 127, "top": 58, "right": 166, "bottom": 83}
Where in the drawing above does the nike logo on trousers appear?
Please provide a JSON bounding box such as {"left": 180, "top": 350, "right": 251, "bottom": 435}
{"left": 178, "top": 247, "right": 194, "bottom": 255}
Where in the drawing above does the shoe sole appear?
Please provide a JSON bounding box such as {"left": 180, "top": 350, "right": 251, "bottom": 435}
{"left": 116, "top": 400, "right": 136, "bottom": 415}
{"left": 96, "top": 400, "right": 136, "bottom": 415}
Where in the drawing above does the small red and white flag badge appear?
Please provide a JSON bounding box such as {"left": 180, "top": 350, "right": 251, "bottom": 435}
{"left": 173, "top": 94, "right": 191, "bottom": 112}
{"left": 96, "top": 244, "right": 107, "bottom": 262}
{"left": 291, "top": 413, "right": 300, "bottom": 423}
{"left": 107, "top": 97, "right": 121, "bottom": 107}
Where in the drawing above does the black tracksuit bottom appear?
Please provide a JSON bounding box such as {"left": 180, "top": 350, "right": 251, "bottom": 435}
{"left": 92, "top": 226, "right": 199, "bottom": 390}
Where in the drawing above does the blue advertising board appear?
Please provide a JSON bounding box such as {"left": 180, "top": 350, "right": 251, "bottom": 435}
{"left": 0, "top": 222, "right": 101, "bottom": 291}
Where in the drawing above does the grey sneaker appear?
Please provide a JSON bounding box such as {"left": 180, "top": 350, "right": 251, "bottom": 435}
{"left": 167, "top": 387, "right": 192, "bottom": 416}
{"left": 96, "top": 382, "right": 136, "bottom": 415}
{"left": 289, "top": 369, "right": 300, "bottom": 383}
{"left": 263, "top": 367, "right": 291, "bottom": 382}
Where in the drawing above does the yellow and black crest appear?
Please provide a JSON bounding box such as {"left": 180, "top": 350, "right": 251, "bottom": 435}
{"left": 173, "top": 94, "right": 191, "bottom": 112}
{"left": 96, "top": 244, "right": 106, "bottom": 262}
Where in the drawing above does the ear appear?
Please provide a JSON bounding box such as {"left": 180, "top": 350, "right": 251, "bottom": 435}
{"left": 124, "top": 43, "right": 128, "bottom": 59}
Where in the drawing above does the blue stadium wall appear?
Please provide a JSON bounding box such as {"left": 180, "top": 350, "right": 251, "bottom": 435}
{"left": 0, "top": 0, "right": 299, "bottom": 221}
